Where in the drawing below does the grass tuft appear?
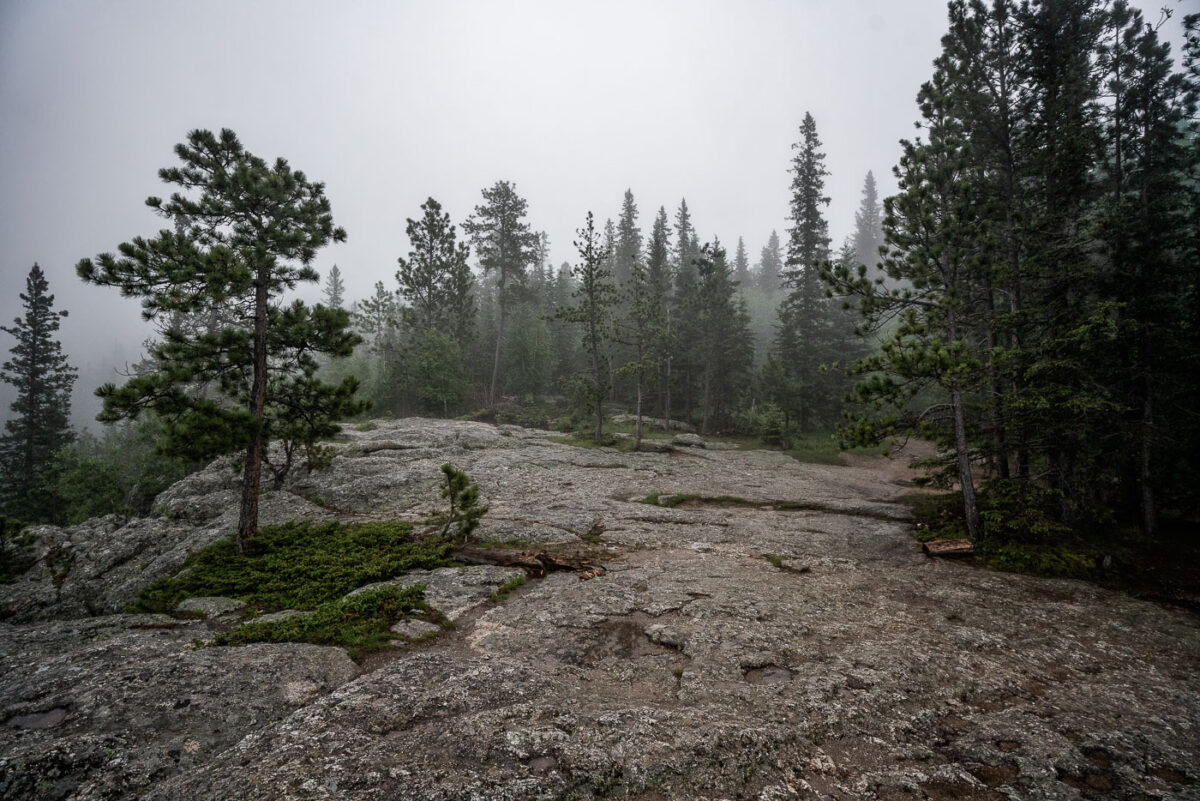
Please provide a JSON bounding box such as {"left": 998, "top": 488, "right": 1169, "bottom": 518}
{"left": 490, "top": 573, "right": 527, "bottom": 602}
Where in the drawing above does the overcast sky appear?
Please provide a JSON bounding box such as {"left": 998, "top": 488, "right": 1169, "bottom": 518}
{"left": 0, "top": 0, "right": 1189, "bottom": 429}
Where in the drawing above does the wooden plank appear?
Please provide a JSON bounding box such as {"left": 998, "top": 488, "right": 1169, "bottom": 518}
{"left": 922, "top": 538, "right": 975, "bottom": 557}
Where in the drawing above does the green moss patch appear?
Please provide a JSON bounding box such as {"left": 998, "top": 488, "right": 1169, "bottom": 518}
{"left": 212, "top": 583, "right": 441, "bottom": 659}
{"left": 132, "top": 519, "right": 455, "bottom": 613}
{"left": 637, "top": 493, "right": 758, "bottom": 509}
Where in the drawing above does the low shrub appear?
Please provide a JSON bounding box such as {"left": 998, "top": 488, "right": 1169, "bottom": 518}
{"left": 213, "top": 583, "right": 438, "bottom": 659}
{"left": 132, "top": 519, "right": 454, "bottom": 613}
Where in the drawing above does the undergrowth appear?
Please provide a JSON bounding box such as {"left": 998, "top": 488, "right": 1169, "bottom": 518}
{"left": 899, "top": 488, "right": 1098, "bottom": 580}
{"left": 132, "top": 519, "right": 455, "bottom": 613}
{"left": 0, "top": 516, "right": 36, "bottom": 584}
{"left": 212, "top": 584, "right": 442, "bottom": 659}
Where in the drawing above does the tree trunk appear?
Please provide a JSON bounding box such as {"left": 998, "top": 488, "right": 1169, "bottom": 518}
{"left": 490, "top": 305, "right": 505, "bottom": 408}
{"left": 237, "top": 268, "right": 269, "bottom": 554}
{"left": 951, "top": 384, "right": 982, "bottom": 541}
{"left": 1141, "top": 385, "right": 1156, "bottom": 536}
{"left": 589, "top": 306, "right": 603, "bottom": 444}
{"left": 634, "top": 378, "right": 643, "bottom": 451}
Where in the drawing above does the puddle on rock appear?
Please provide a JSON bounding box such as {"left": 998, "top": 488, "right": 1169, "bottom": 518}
{"left": 5, "top": 707, "right": 68, "bottom": 729}
{"left": 742, "top": 665, "right": 794, "bottom": 685}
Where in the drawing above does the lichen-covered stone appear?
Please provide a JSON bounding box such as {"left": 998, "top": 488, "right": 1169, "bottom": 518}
{"left": 1, "top": 418, "right": 1196, "bottom": 801}
{"left": 175, "top": 597, "right": 246, "bottom": 617}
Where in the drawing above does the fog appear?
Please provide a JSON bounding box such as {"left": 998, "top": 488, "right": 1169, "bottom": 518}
{"left": 0, "top": 0, "right": 1187, "bottom": 430}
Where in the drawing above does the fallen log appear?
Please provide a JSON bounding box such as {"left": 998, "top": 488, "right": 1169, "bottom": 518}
{"left": 455, "top": 546, "right": 607, "bottom": 579}
{"left": 922, "top": 538, "right": 975, "bottom": 558}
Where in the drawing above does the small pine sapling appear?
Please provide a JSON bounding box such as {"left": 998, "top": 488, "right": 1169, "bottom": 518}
{"left": 438, "top": 463, "right": 487, "bottom": 542}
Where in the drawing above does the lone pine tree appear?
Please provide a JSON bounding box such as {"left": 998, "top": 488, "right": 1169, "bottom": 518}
{"left": 0, "top": 264, "right": 77, "bottom": 522}
{"left": 78, "top": 128, "right": 362, "bottom": 552}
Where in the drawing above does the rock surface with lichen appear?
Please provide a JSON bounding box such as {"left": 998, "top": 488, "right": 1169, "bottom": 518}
{"left": 1, "top": 418, "right": 1197, "bottom": 800}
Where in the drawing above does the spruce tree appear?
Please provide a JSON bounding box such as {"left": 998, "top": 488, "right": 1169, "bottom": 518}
{"left": 733, "top": 237, "right": 752, "bottom": 287}
{"left": 756, "top": 230, "right": 784, "bottom": 294}
{"left": 645, "top": 207, "right": 673, "bottom": 422}
{"left": 614, "top": 189, "right": 642, "bottom": 287}
{"left": 322, "top": 265, "right": 346, "bottom": 309}
{"left": 77, "top": 129, "right": 362, "bottom": 551}
{"left": 353, "top": 281, "right": 399, "bottom": 350}
{"left": 851, "top": 171, "right": 884, "bottom": 270}
{"left": 775, "top": 111, "right": 841, "bottom": 433}
{"left": 0, "top": 264, "right": 77, "bottom": 522}
{"left": 669, "top": 199, "right": 700, "bottom": 422}
{"left": 693, "top": 242, "right": 753, "bottom": 434}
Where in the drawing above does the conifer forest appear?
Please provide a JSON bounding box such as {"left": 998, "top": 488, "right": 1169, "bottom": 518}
{"left": 2, "top": 0, "right": 1199, "bottom": 565}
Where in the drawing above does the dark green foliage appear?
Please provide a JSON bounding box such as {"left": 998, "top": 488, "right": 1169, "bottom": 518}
{"left": 212, "top": 584, "right": 437, "bottom": 659}
{"left": 53, "top": 418, "right": 192, "bottom": 524}
{"left": 132, "top": 519, "right": 452, "bottom": 613}
{"left": 827, "top": 0, "right": 1200, "bottom": 545}
{"left": 691, "top": 242, "right": 754, "bottom": 434}
{"left": 773, "top": 112, "right": 855, "bottom": 436}
{"left": 415, "top": 331, "right": 468, "bottom": 415}
{"left": 501, "top": 304, "right": 552, "bottom": 399}
{"left": 973, "top": 541, "right": 1097, "bottom": 579}
{"left": 77, "top": 128, "right": 362, "bottom": 550}
{"left": 0, "top": 264, "right": 77, "bottom": 522}
{"left": 0, "top": 515, "right": 36, "bottom": 584}
{"left": 436, "top": 463, "right": 487, "bottom": 542}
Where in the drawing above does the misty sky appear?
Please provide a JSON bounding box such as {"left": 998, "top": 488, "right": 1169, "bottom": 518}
{"left": 0, "top": 0, "right": 1189, "bottom": 429}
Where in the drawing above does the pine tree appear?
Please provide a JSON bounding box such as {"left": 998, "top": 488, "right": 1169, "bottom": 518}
{"left": 396, "top": 197, "right": 474, "bottom": 340}
{"left": 353, "top": 281, "right": 399, "bottom": 350}
{"left": 463, "top": 181, "right": 537, "bottom": 405}
{"left": 0, "top": 264, "right": 77, "bottom": 522}
{"left": 557, "top": 213, "right": 617, "bottom": 442}
{"left": 322, "top": 265, "right": 346, "bottom": 309}
{"left": 77, "top": 129, "right": 362, "bottom": 551}
{"left": 825, "top": 70, "right": 990, "bottom": 540}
